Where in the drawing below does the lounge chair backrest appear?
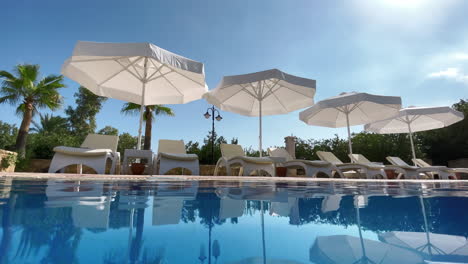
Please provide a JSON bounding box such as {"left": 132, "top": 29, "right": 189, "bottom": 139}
{"left": 81, "top": 134, "right": 119, "bottom": 152}
{"left": 386, "top": 156, "right": 409, "bottom": 167}
{"left": 220, "top": 144, "right": 245, "bottom": 159}
{"left": 317, "top": 151, "right": 343, "bottom": 165}
{"left": 158, "top": 139, "right": 186, "bottom": 154}
{"left": 413, "top": 158, "right": 431, "bottom": 168}
{"left": 268, "top": 147, "right": 293, "bottom": 161}
{"left": 349, "top": 154, "right": 372, "bottom": 164}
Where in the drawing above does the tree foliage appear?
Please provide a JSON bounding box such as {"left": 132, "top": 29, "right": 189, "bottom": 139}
{"left": 97, "top": 126, "right": 119, "bottom": 136}
{"left": 419, "top": 99, "right": 468, "bottom": 165}
{"left": 0, "top": 64, "right": 65, "bottom": 156}
{"left": 65, "top": 86, "right": 107, "bottom": 141}
{"left": 30, "top": 114, "right": 68, "bottom": 135}
{"left": 121, "top": 103, "right": 174, "bottom": 150}
{"left": 0, "top": 121, "right": 17, "bottom": 150}
{"left": 185, "top": 131, "right": 239, "bottom": 164}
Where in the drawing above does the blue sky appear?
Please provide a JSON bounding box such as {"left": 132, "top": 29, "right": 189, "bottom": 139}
{"left": 1, "top": 0, "right": 468, "bottom": 150}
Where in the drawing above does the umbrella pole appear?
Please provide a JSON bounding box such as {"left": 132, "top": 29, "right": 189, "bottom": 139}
{"left": 407, "top": 122, "right": 416, "bottom": 161}
{"left": 346, "top": 112, "right": 353, "bottom": 155}
{"left": 137, "top": 102, "right": 145, "bottom": 150}
{"left": 259, "top": 100, "right": 263, "bottom": 157}
{"left": 355, "top": 206, "right": 367, "bottom": 259}
{"left": 137, "top": 58, "right": 148, "bottom": 150}
{"left": 419, "top": 196, "right": 434, "bottom": 256}
{"left": 261, "top": 201, "right": 266, "bottom": 264}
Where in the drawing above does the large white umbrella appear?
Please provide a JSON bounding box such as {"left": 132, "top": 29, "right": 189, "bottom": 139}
{"left": 364, "top": 106, "right": 464, "bottom": 159}
{"left": 203, "top": 69, "right": 316, "bottom": 156}
{"left": 62, "top": 41, "right": 207, "bottom": 149}
{"left": 379, "top": 194, "right": 468, "bottom": 261}
{"left": 226, "top": 257, "right": 304, "bottom": 264}
{"left": 299, "top": 92, "right": 402, "bottom": 154}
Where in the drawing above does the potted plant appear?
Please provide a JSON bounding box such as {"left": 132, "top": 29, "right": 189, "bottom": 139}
{"left": 131, "top": 162, "right": 146, "bottom": 175}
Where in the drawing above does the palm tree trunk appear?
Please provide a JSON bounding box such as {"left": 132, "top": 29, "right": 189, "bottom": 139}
{"left": 15, "top": 104, "right": 33, "bottom": 157}
{"left": 143, "top": 107, "right": 152, "bottom": 150}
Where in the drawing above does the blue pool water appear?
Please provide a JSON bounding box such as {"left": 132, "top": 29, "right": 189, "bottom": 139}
{"left": 0, "top": 178, "right": 467, "bottom": 264}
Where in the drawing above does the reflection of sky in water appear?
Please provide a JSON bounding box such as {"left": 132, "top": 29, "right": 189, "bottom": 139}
{"left": 0, "top": 179, "right": 467, "bottom": 264}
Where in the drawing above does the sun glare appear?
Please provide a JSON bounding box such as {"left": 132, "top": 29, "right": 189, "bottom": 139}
{"left": 381, "top": 0, "right": 425, "bottom": 8}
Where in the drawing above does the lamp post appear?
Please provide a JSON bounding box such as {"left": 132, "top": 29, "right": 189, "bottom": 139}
{"left": 204, "top": 106, "right": 222, "bottom": 164}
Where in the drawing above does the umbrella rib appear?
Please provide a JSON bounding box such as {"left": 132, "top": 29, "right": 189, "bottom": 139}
{"left": 147, "top": 69, "right": 174, "bottom": 83}
{"left": 161, "top": 74, "right": 184, "bottom": 96}
{"left": 422, "top": 114, "right": 446, "bottom": 126}
{"left": 146, "top": 59, "right": 166, "bottom": 80}
{"left": 216, "top": 85, "right": 245, "bottom": 104}
{"left": 355, "top": 104, "right": 371, "bottom": 123}
{"left": 129, "top": 62, "right": 143, "bottom": 80}
{"left": 99, "top": 56, "right": 143, "bottom": 86}
{"left": 240, "top": 84, "right": 259, "bottom": 99}
{"left": 145, "top": 65, "right": 163, "bottom": 81}
{"left": 271, "top": 86, "right": 289, "bottom": 112}
{"left": 72, "top": 56, "right": 132, "bottom": 63}
{"left": 172, "top": 68, "right": 206, "bottom": 87}
{"left": 115, "top": 58, "right": 145, "bottom": 82}
{"left": 261, "top": 79, "right": 281, "bottom": 100}
{"left": 277, "top": 83, "right": 314, "bottom": 98}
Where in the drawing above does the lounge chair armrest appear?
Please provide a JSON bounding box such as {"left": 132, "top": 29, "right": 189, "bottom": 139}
{"left": 158, "top": 152, "right": 198, "bottom": 161}
{"left": 268, "top": 157, "right": 287, "bottom": 164}
{"left": 53, "top": 146, "right": 113, "bottom": 156}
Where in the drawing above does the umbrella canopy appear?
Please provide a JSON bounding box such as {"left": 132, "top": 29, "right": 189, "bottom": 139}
{"left": 299, "top": 92, "right": 402, "bottom": 154}
{"left": 204, "top": 69, "right": 316, "bottom": 156}
{"left": 378, "top": 232, "right": 467, "bottom": 257}
{"left": 309, "top": 235, "right": 424, "bottom": 264}
{"left": 364, "top": 106, "right": 464, "bottom": 159}
{"left": 62, "top": 41, "right": 207, "bottom": 149}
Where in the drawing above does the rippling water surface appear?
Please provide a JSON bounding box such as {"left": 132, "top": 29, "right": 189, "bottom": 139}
{"left": 0, "top": 178, "right": 467, "bottom": 264}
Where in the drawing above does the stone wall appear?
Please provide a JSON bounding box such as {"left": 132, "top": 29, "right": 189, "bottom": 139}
{"left": 0, "top": 149, "right": 17, "bottom": 173}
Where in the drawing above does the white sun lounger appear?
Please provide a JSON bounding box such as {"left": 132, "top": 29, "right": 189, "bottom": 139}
{"left": 317, "top": 151, "right": 387, "bottom": 179}
{"left": 154, "top": 139, "right": 199, "bottom": 175}
{"left": 48, "top": 134, "right": 120, "bottom": 174}
{"left": 267, "top": 147, "right": 337, "bottom": 178}
{"left": 387, "top": 156, "right": 455, "bottom": 180}
{"left": 413, "top": 158, "right": 468, "bottom": 179}
{"left": 214, "top": 144, "right": 275, "bottom": 176}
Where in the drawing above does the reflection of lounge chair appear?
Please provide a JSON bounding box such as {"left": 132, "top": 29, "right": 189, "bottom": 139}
{"left": 152, "top": 197, "right": 184, "bottom": 225}
{"left": 214, "top": 144, "right": 275, "bottom": 176}
{"left": 268, "top": 147, "right": 336, "bottom": 178}
{"left": 270, "top": 197, "right": 297, "bottom": 217}
{"left": 413, "top": 158, "right": 467, "bottom": 179}
{"left": 152, "top": 181, "right": 198, "bottom": 226}
{"left": 48, "top": 134, "right": 120, "bottom": 174}
{"left": 317, "top": 151, "right": 386, "bottom": 179}
{"left": 45, "top": 180, "right": 111, "bottom": 228}
{"left": 154, "top": 139, "right": 199, "bottom": 175}
{"left": 386, "top": 156, "right": 455, "bottom": 180}
{"left": 321, "top": 194, "right": 344, "bottom": 213}
{"left": 219, "top": 198, "right": 245, "bottom": 219}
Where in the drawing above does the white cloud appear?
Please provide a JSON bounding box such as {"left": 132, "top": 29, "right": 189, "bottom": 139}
{"left": 428, "top": 67, "right": 468, "bottom": 83}
{"left": 452, "top": 52, "right": 468, "bottom": 60}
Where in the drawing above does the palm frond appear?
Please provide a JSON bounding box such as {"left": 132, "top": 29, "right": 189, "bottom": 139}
{"left": 121, "top": 102, "right": 142, "bottom": 116}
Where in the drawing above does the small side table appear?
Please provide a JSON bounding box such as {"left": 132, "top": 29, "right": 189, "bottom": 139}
{"left": 122, "top": 149, "right": 154, "bottom": 175}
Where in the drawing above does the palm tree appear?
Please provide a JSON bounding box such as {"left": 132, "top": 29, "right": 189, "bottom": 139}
{"left": 0, "top": 64, "right": 65, "bottom": 156}
{"left": 121, "top": 103, "right": 174, "bottom": 150}
{"left": 30, "top": 113, "right": 68, "bottom": 134}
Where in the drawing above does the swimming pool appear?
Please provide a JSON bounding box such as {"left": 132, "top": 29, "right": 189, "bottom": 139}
{"left": 0, "top": 178, "right": 467, "bottom": 264}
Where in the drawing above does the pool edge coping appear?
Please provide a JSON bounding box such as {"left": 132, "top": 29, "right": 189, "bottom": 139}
{"left": 2, "top": 172, "right": 468, "bottom": 183}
